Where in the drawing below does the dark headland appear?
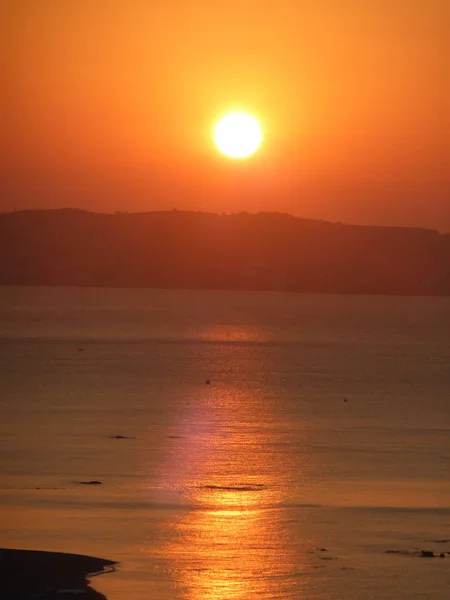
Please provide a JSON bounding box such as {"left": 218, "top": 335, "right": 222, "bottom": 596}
{"left": 1, "top": 209, "right": 449, "bottom": 296}
{"left": 0, "top": 548, "right": 115, "bottom": 599}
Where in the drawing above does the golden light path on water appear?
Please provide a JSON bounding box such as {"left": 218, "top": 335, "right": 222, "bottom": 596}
{"left": 155, "top": 334, "right": 314, "bottom": 600}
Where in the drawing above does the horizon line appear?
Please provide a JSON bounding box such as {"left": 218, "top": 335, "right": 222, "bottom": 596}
{"left": 1, "top": 207, "right": 447, "bottom": 235}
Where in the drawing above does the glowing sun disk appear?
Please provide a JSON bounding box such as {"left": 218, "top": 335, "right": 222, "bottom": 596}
{"left": 214, "top": 112, "right": 262, "bottom": 159}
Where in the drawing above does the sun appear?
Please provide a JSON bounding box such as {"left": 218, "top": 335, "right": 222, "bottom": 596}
{"left": 213, "top": 112, "right": 263, "bottom": 159}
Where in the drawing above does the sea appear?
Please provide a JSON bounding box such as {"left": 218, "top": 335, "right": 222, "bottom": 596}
{"left": 1, "top": 286, "right": 450, "bottom": 599}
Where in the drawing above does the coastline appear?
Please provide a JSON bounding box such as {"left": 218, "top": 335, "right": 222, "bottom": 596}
{"left": 0, "top": 548, "right": 116, "bottom": 599}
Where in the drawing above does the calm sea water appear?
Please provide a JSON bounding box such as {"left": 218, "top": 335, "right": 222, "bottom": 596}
{"left": 1, "top": 286, "right": 450, "bottom": 599}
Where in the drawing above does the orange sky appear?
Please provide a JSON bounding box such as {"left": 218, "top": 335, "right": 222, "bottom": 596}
{"left": 2, "top": 0, "right": 449, "bottom": 230}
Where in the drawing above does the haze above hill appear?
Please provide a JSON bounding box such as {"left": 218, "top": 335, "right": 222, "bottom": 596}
{"left": 1, "top": 209, "right": 449, "bottom": 296}
{"left": 3, "top": 1, "right": 448, "bottom": 231}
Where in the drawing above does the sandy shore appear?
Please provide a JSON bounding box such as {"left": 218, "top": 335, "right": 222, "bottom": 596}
{"left": 0, "top": 548, "right": 116, "bottom": 599}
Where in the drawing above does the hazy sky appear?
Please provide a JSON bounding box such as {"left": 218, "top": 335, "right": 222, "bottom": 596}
{"left": 2, "top": 0, "right": 449, "bottom": 230}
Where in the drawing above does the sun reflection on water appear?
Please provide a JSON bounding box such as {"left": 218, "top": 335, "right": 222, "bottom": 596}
{"left": 158, "top": 384, "right": 307, "bottom": 599}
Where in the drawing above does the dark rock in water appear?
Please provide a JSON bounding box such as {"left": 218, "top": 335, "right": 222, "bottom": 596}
{"left": 77, "top": 348, "right": 84, "bottom": 352}
{"left": 316, "top": 548, "right": 327, "bottom": 552}
{"left": 420, "top": 550, "right": 435, "bottom": 558}
{"left": 343, "top": 398, "right": 348, "bottom": 402}
{"left": 79, "top": 481, "right": 102, "bottom": 485}
{"left": 108, "top": 435, "right": 129, "bottom": 439}
{"left": 440, "top": 553, "right": 445, "bottom": 558}
{"left": 205, "top": 380, "right": 211, "bottom": 384}
{"left": 202, "top": 483, "right": 266, "bottom": 492}
{"left": 433, "top": 539, "right": 450, "bottom": 543}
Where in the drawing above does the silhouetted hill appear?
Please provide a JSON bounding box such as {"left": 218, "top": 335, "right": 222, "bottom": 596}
{"left": 0, "top": 209, "right": 449, "bottom": 295}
